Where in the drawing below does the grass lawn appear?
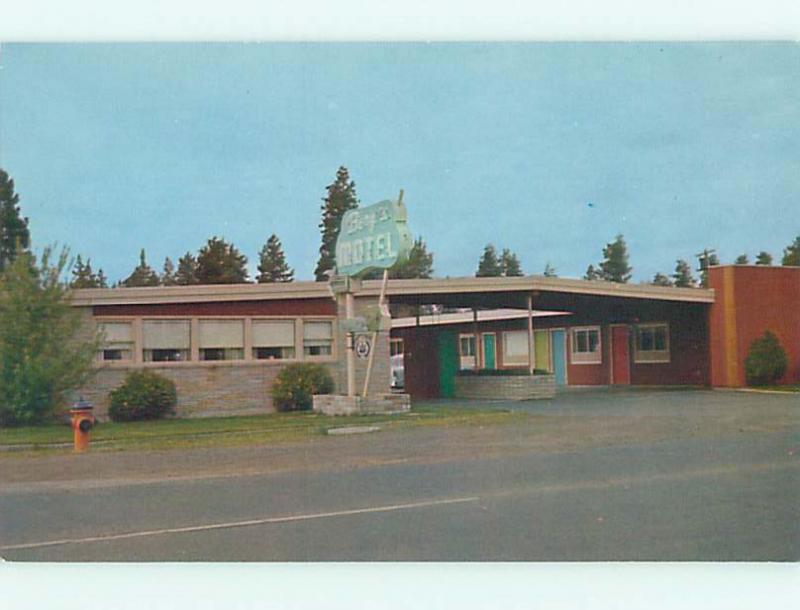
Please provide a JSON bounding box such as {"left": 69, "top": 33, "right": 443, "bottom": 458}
{"left": 0, "top": 405, "right": 532, "bottom": 455}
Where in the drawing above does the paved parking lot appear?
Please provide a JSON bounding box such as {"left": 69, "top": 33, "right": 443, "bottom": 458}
{"left": 1, "top": 389, "right": 797, "bottom": 561}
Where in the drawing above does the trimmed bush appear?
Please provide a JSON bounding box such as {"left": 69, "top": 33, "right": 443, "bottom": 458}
{"left": 271, "top": 363, "right": 334, "bottom": 412}
{"left": 109, "top": 370, "right": 177, "bottom": 422}
{"left": 745, "top": 331, "right": 788, "bottom": 386}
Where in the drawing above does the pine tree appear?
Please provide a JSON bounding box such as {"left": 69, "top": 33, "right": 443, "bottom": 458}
{"left": 70, "top": 256, "right": 109, "bottom": 288}
{"left": 476, "top": 244, "right": 502, "bottom": 277}
{"left": 161, "top": 257, "right": 177, "bottom": 286}
{"left": 543, "top": 263, "right": 557, "bottom": 278}
{"left": 755, "top": 251, "right": 773, "bottom": 266}
{"left": 782, "top": 236, "right": 800, "bottom": 266}
{"left": 673, "top": 259, "right": 696, "bottom": 288}
{"left": 699, "top": 252, "right": 719, "bottom": 288}
{"left": 599, "top": 234, "right": 632, "bottom": 283}
{"left": 70, "top": 255, "right": 92, "bottom": 288}
{"left": 196, "top": 237, "right": 249, "bottom": 284}
{"left": 652, "top": 272, "right": 673, "bottom": 287}
{"left": 500, "top": 249, "right": 523, "bottom": 277}
{"left": 175, "top": 252, "right": 199, "bottom": 285}
{"left": 257, "top": 234, "right": 294, "bottom": 283}
{"left": 314, "top": 166, "right": 359, "bottom": 281}
{"left": 121, "top": 249, "right": 161, "bottom": 287}
{"left": 392, "top": 237, "right": 434, "bottom": 279}
{"left": 584, "top": 265, "right": 601, "bottom": 280}
{"left": 96, "top": 268, "right": 108, "bottom": 288}
{"left": 0, "top": 169, "right": 31, "bottom": 273}
{"left": 734, "top": 254, "right": 749, "bottom": 265}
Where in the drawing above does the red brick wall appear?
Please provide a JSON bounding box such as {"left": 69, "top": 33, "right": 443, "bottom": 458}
{"left": 709, "top": 265, "right": 800, "bottom": 386}
{"left": 93, "top": 298, "right": 336, "bottom": 317}
{"left": 393, "top": 299, "right": 711, "bottom": 393}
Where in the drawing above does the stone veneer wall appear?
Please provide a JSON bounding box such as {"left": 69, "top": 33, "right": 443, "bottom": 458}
{"left": 70, "top": 295, "right": 392, "bottom": 420}
{"left": 453, "top": 374, "right": 556, "bottom": 401}
{"left": 329, "top": 293, "right": 392, "bottom": 398}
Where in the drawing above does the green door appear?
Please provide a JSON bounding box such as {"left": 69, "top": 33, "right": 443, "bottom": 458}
{"left": 482, "top": 334, "right": 496, "bottom": 369}
{"left": 437, "top": 330, "right": 459, "bottom": 398}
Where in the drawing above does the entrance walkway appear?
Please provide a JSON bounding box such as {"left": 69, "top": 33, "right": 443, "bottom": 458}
{"left": 414, "top": 386, "right": 800, "bottom": 418}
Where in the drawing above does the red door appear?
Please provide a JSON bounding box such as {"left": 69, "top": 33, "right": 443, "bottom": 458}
{"left": 611, "top": 325, "right": 631, "bottom": 385}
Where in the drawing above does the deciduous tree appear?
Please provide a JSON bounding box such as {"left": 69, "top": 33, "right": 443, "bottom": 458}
{"left": 734, "top": 254, "right": 749, "bottom": 265}
{"left": 0, "top": 249, "right": 100, "bottom": 426}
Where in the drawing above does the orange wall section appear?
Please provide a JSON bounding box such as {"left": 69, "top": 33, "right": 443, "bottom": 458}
{"left": 709, "top": 265, "right": 800, "bottom": 386}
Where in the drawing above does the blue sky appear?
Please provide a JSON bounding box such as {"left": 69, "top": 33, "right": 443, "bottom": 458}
{"left": 0, "top": 42, "right": 798, "bottom": 283}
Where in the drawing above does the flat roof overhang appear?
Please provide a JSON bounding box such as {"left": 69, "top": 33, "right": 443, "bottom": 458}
{"left": 70, "top": 275, "right": 714, "bottom": 309}
{"left": 362, "top": 275, "right": 715, "bottom": 310}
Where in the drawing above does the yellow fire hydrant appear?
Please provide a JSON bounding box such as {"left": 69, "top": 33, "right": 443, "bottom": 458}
{"left": 70, "top": 397, "right": 95, "bottom": 453}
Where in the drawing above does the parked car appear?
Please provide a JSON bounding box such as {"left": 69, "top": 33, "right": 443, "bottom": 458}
{"left": 390, "top": 354, "right": 405, "bottom": 391}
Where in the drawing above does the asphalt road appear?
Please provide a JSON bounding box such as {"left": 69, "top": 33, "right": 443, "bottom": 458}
{"left": 2, "top": 394, "right": 798, "bottom": 561}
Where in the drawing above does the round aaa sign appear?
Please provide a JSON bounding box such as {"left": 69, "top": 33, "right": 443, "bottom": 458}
{"left": 355, "top": 335, "right": 371, "bottom": 359}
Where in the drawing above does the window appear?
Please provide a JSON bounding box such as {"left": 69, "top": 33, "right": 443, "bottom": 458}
{"left": 502, "top": 330, "right": 530, "bottom": 365}
{"left": 99, "top": 321, "right": 133, "bottom": 362}
{"left": 143, "top": 320, "right": 191, "bottom": 362}
{"left": 571, "top": 327, "right": 601, "bottom": 364}
{"left": 303, "top": 321, "right": 333, "bottom": 357}
{"left": 252, "top": 320, "right": 296, "bottom": 360}
{"left": 459, "top": 334, "right": 477, "bottom": 370}
{"left": 634, "top": 323, "right": 670, "bottom": 363}
{"left": 390, "top": 338, "right": 404, "bottom": 357}
{"left": 198, "top": 319, "right": 244, "bottom": 361}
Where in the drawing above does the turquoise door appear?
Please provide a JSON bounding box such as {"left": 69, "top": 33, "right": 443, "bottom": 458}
{"left": 552, "top": 329, "right": 567, "bottom": 386}
{"left": 482, "top": 334, "right": 496, "bottom": 370}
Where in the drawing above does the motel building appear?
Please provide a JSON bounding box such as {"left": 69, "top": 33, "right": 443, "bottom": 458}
{"left": 70, "top": 264, "right": 800, "bottom": 419}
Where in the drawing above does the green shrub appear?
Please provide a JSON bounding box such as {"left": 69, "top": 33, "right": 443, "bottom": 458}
{"left": 745, "top": 331, "right": 788, "bottom": 386}
{"left": 271, "top": 363, "right": 334, "bottom": 412}
{"left": 109, "top": 370, "right": 177, "bottom": 422}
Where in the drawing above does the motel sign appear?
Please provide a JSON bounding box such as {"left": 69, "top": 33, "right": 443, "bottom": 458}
{"left": 335, "top": 198, "right": 413, "bottom": 277}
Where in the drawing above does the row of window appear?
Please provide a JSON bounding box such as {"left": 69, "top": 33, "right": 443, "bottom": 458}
{"left": 457, "top": 324, "right": 670, "bottom": 368}
{"left": 98, "top": 318, "right": 335, "bottom": 363}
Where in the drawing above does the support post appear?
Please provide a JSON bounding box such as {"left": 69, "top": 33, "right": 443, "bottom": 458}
{"left": 527, "top": 293, "right": 535, "bottom": 375}
{"left": 362, "top": 268, "right": 389, "bottom": 397}
{"left": 473, "top": 308, "right": 480, "bottom": 370}
{"left": 345, "top": 291, "right": 355, "bottom": 397}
